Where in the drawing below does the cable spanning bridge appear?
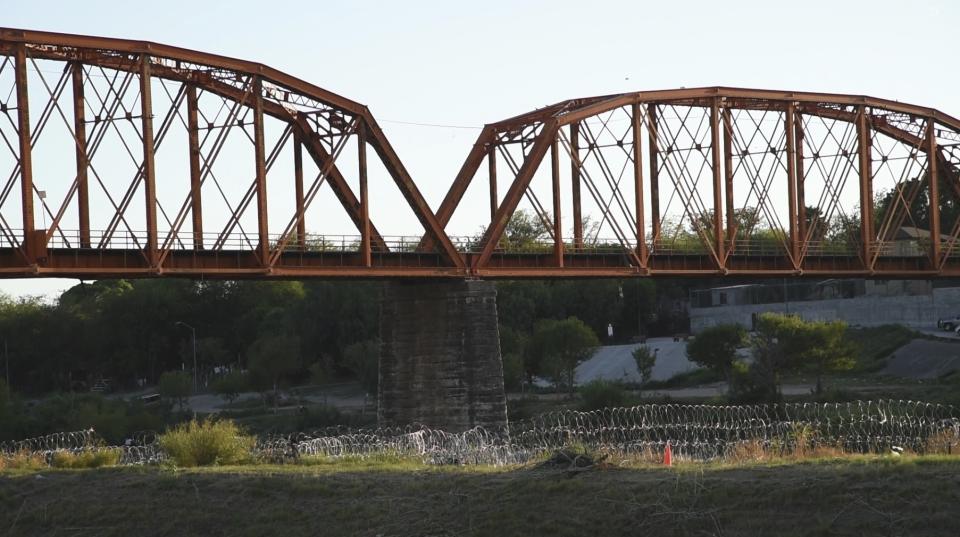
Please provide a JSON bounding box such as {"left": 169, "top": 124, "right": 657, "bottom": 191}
{"left": 2, "top": 28, "right": 960, "bottom": 279}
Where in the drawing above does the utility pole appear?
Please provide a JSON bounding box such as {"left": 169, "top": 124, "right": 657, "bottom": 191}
{"left": 4, "top": 339, "right": 8, "bottom": 388}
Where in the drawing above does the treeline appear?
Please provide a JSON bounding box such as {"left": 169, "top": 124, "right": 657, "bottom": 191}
{"left": 1, "top": 280, "right": 378, "bottom": 395}
{"left": 0, "top": 277, "right": 694, "bottom": 396}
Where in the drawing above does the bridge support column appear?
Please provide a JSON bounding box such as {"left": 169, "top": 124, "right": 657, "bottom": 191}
{"left": 378, "top": 280, "right": 507, "bottom": 432}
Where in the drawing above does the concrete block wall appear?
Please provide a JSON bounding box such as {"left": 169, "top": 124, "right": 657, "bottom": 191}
{"left": 378, "top": 280, "right": 508, "bottom": 432}
{"left": 690, "top": 286, "right": 960, "bottom": 333}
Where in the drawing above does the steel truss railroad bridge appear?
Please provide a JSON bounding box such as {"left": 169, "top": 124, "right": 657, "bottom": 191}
{"left": 2, "top": 28, "right": 960, "bottom": 280}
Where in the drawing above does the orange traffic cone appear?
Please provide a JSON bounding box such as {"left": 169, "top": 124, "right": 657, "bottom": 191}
{"left": 664, "top": 441, "right": 673, "bottom": 467}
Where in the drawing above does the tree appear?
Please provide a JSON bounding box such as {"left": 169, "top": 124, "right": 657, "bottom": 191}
{"left": 797, "top": 320, "right": 856, "bottom": 394}
{"left": 197, "top": 337, "right": 230, "bottom": 368}
{"left": 211, "top": 370, "right": 249, "bottom": 406}
{"left": 749, "top": 313, "right": 806, "bottom": 401}
{"left": 343, "top": 339, "right": 379, "bottom": 396}
{"left": 498, "top": 325, "right": 527, "bottom": 391}
{"left": 526, "top": 317, "right": 599, "bottom": 396}
{"left": 158, "top": 371, "right": 192, "bottom": 411}
{"left": 686, "top": 324, "right": 747, "bottom": 393}
{"left": 748, "top": 313, "right": 855, "bottom": 400}
{"left": 632, "top": 346, "right": 657, "bottom": 390}
{"left": 503, "top": 209, "right": 549, "bottom": 249}
{"left": 693, "top": 207, "right": 763, "bottom": 240}
{"left": 872, "top": 169, "right": 960, "bottom": 243}
{"left": 247, "top": 334, "right": 301, "bottom": 411}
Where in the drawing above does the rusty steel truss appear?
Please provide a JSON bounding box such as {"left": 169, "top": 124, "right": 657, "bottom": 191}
{"left": 2, "top": 28, "right": 960, "bottom": 279}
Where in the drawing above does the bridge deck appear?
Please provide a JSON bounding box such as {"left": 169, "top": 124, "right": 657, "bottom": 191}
{"left": 1, "top": 247, "right": 954, "bottom": 279}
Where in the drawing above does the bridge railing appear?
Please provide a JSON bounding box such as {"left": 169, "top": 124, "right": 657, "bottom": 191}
{"left": 13, "top": 230, "right": 956, "bottom": 262}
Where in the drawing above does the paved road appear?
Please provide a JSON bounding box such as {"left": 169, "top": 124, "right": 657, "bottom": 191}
{"left": 184, "top": 384, "right": 367, "bottom": 413}
{"left": 574, "top": 337, "right": 697, "bottom": 385}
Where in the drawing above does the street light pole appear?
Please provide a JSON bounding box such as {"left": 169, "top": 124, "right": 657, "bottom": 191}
{"left": 175, "top": 321, "right": 197, "bottom": 393}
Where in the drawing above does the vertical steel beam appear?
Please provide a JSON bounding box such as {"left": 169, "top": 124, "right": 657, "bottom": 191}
{"left": 722, "top": 107, "right": 735, "bottom": 245}
{"left": 358, "top": 121, "right": 371, "bottom": 267}
{"left": 550, "top": 133, "right": 563, "bottom": 267}
{"left": 928, "top": 119, "right": 941, "bottom": 265}
{"left": 186, "top": 85, "right": 203, "bottom": 250}
{"left": 647, "top": 103, "right": 661, "bottom": 244}
{"left": 71, "top": 62, "right": 90, "bottom": 248}
{"left": 570, "top": 122, "right": 583, "bottom": 248}
{"left": 857, "top": 105, "right": 873, "bottom": 266}
{"left": 631, "top": 102, "right": 647, "bottom": 265}
{"left": 14, "top": 44, "right": 35, "bottom": 258}
{"left": 487, "top": 146, "right": 497, "bottom": 220}
{"left": 475, "top": 124, "right": 556, "bottom": 270}
{"left": 795, "top": 110, "right": 807, "bottom": 245}
{"left": 140, "top": 55, "right": 158, "bottom": 266}
{"left": 293, "top": 131, "right": 305, "bottom": 250}
{"left": 710, "top": 98, "right": 725, "bottom": 264}
{"left": 253, "top": 76, "right": 269, "bottom": 265}
{"left": 785, "top": 102, "right": 800, "bottom": 264}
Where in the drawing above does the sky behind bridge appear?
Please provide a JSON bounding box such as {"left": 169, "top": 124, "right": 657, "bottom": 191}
{"left": 1, "top": 0, "right": 957, "bottom": 299}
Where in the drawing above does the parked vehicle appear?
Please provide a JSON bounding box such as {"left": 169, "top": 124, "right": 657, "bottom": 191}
{"left": 937, "top": 315, "right": 960, "bottom": 331}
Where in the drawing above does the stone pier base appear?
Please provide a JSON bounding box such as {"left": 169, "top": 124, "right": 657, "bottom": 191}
{"left": 378, "top": 280, "right": 508, "bottom": 432}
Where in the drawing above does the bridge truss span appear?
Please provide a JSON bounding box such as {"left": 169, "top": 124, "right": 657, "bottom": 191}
{"left": 0, "top": 27, "right": 465, "bottom": 279}
{"left": 2, "top": 28, "right": 960, "bottom": 279}
{"left": 439, "top": 87, "right": 960, "bottom": 277}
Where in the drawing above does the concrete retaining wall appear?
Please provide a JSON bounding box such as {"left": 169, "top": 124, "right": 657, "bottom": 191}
{"left": 690, "top": 286, "right": 960, "bottom": 333}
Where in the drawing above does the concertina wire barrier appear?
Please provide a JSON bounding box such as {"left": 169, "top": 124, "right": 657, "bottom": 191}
{"left": 2, "top": 400, "right": 958, "bottom": 467}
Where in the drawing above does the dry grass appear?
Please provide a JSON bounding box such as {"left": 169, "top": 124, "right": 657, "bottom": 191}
{"left": 0, "top": 450, "right": 46, "bottom": 471}
{"left": 2, "top": 455, "right": 959, "bottom": 537}
{"left": 49, "top": 449, "right": 121, "bottom": 469}
{"left": 923, "top": 428, "right": 960, "bottom": 455}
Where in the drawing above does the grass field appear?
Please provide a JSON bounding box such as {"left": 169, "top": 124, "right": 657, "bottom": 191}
{"left": 2, "top": 455, "right": 959, "bottom": 537}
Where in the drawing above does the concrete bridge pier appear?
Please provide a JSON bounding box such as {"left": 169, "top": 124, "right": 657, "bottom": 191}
{"left": 378, "top": 280, "right": 508, "bottom": 432}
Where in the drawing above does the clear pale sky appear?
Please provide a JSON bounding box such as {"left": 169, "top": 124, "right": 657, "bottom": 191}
{"left": 1, "top": 0, "right": 957, "bottom": 299}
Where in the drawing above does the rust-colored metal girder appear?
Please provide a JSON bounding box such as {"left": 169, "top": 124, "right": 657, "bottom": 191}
{"left": 440, "top": 87, "right": 960, "bottom": 279}
{"left": 2, "top": 27, "right": 960, "bottom": 279}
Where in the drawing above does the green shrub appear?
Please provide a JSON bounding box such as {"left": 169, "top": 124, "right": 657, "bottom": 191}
{"left": 578, "top": 380, "right": 631, "bottom": 411}
{"left": 49, "top": 448, "right": 121, "bottom": 469}
{"left": 158, "top": 418, "right": 255, "bottom": 467}
{"left": 644, "top": 367, "right": 721, "bottom": 390}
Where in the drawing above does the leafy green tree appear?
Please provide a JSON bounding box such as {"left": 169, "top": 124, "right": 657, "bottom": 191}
{"left": 686, "top": 324, "right": 747, "bottom": 393}
{"left": 748, "top": 313, "right": 855, "bottom": 400}
{"left": 158, "top": 371, "right": 192, "bottom": 411}
{"left": 211, "top": 370, "right": 249, "bottom": 405}
{"left": 632, "top": 346, "right": 657, "bottom": 387}
{"left": 343, "top": 339, "right": 379, "bottom": 396}
{"left": 198, "top": 337, "right": 231, "bottom": 368}
{"left": 749, "top": 313, "right": 806, "bottom": 400}
{"left": 503, "top": 209, "right": 549, "bottom": 249}
{"left": 499, "top": 325, "right": 527, "bottom": 389}
{"left": 247, "top": 334, "right": 301, "bottom": 411}
{"left": 501, "top": 353, "right": 525, "bottom": 392}
{"left": 693, "top": 207, "right": 763, "bottom": 240}
{"left": 797, "top": 320, "right": 856, "bottom": 394}
{"left": 527, "top": 317, "right": 599, "bottom": 396}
